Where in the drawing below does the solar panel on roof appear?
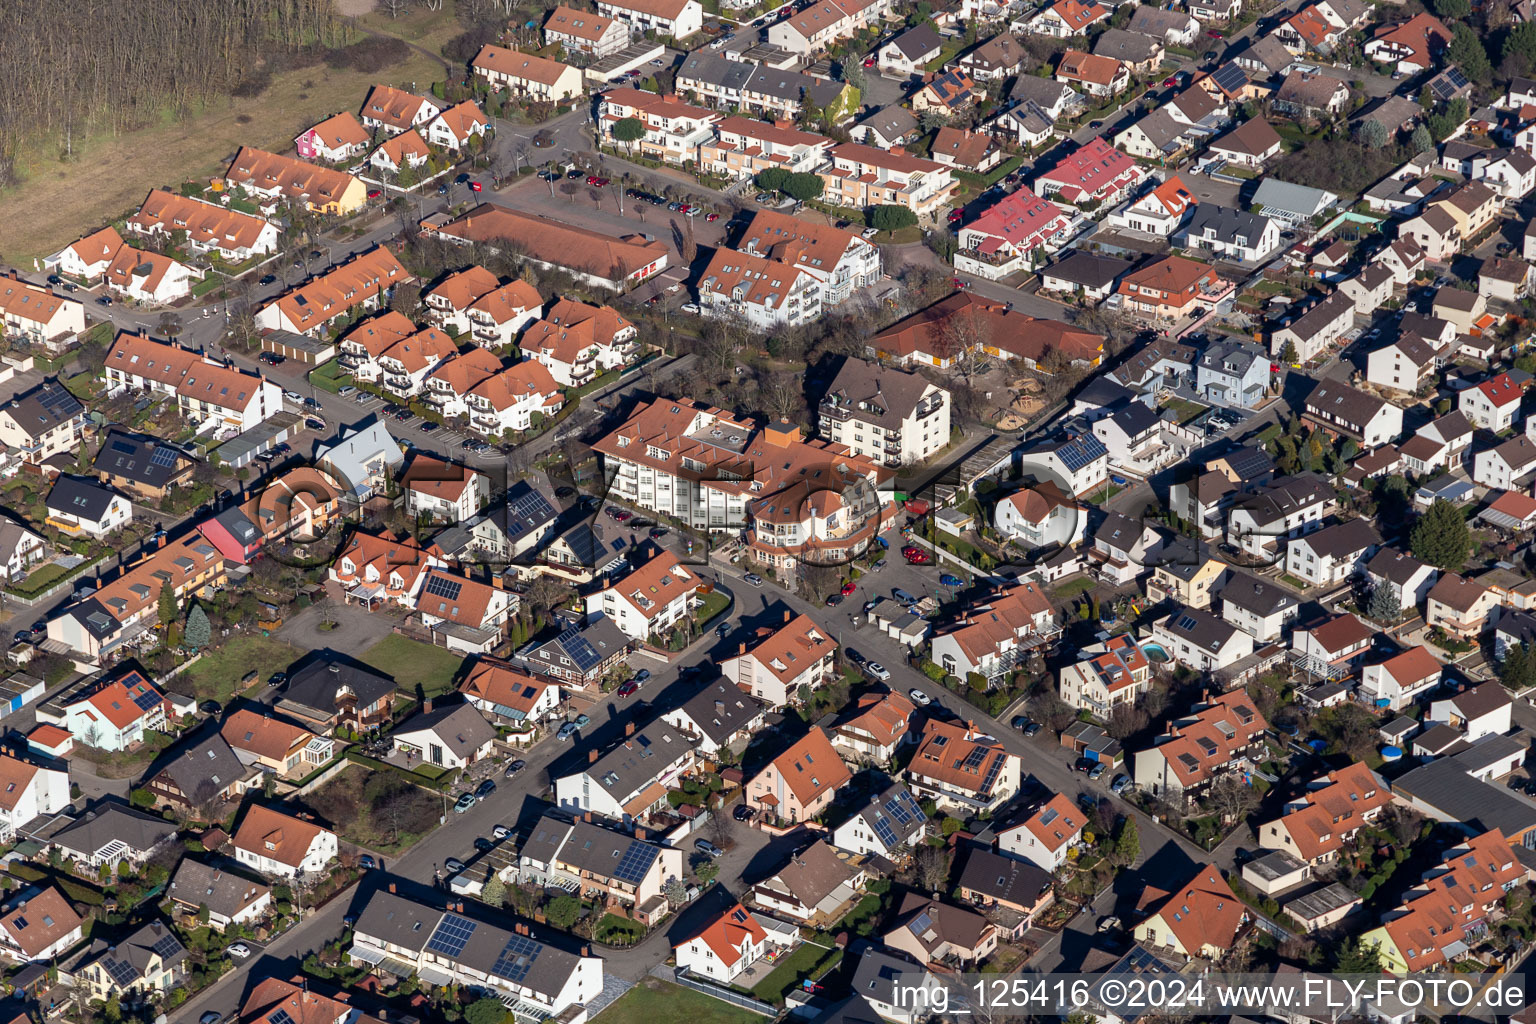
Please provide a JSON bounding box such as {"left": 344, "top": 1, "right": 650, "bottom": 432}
{"left": 613, "top": 840, "right": 659, "bottom": 884}
{"left": 425, "top": 913, "right": 477, "bottom": 957}
{"left": 269, "top": 1009, "right": 296, "bottom": 1024}
{"left": 960, "top": 746, "right": 988, "bottom": 771}
{"left": 910, "top": 911, "right": 934, "bottom": 935}
{"left": 151, "top": 933, "right": 182, "bottom": 959}
{"left": 491, "top": 933, "right": 545, "bottom": 984}
{"left": 885, "top": 790, "right": 925, "bottom": 827}
{"left": 149, "top": 446, "right": 179, "bottom": 468}
{"left": 103, "top": 957, "right": 138, "bottom": 987}
{"left": 557, "top": 627, "right": 602, "bottom": 673}
{"left": 873, "top": 813, "right": 899, "bottom": 848}
{"left": 979, "top": 752, "right": 1007, "bottom": 796}
{"left": 506, "top": 485, "right": 557, "bottom": 533}
{"left": 423, "top": 574, "right": 463, "bottom": 601}
{"left": 110, "top": 440, "right": 137, "bottom": 455}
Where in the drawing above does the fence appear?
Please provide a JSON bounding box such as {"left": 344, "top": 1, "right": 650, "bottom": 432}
{"left": 671, "top": 969, "right": 778, "bottom": 1017}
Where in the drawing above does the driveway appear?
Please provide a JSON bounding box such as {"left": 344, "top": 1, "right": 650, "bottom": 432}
{"left": 277, "top": 593, "right": 402, "bottom": 655}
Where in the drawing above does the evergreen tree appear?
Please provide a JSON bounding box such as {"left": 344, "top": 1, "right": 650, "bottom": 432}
{"left": 1115, "top": 816, "right": 1140, "bottom": 865}
{"left": 1366, "top": 583, "right": 1400, "bottom": 623}
{"left": 1502, "top": 642, "right": 1536, "bottom": 691}
{"left": 1334, "top": 936, "right": 1384, "bottom": 973}
{"left": 1410, "top": 499, "right": 1472, "bottom": 571}
{"left": 158, "top": 582, "right": 178, "bottom": 628}
{"left": 481, "top": 872, "right": 506, "bottom": 907}
{"left": 184, "top": 604, "right": 211, "bottom": 650}
{"left": 1410, "top": 125, "right": 1434, "bottom": 153}
{"left": 1279, "top": 339, "right": 1298, "bottom": 364}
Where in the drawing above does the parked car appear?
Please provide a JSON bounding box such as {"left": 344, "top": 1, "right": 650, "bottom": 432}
{"left": 825, "top": 593, "right": 844, "bottom": 607}
{"left": 475, "top": 779, "right": 496, "bottom": 800}
{"left": 474, "top": 837, "right": 494, "bottom": 852}
{"left": 892, "top": 588, "right": 917, "bottom": 604}
{"left": 1073, "top": 756, "right": 1095, "bottom": 773}
{"left": 445, "top": 857, "right": 467, "bottom": 873}
{"left": 841, "top": 581, "right": 857, "bottom": 596}
{"left": 367, "top": 188, "right": 383, "bottom": 199}
{"left": 1024, "top": 721, "right": 1041, "bottom": 737}
{"left": 908, "top": 687, "right": 931, "bottom": 705}
{"left": 616, "top": 679, "right": 638, "bottom": 697}
{"left": 1098, "top": 915, "right": 1121, "bottom": 933}
{"left": 574, "top": 713, "right": 591, "bottom": 728}
{"left": 865, "top": 662, "right": 891, "bottom": 681}
{"left": 902, "top": 546, "right": 930, "bottom": 564}
{"left": 939, "top": 574, "right": 964, "bottom": 587}
{"left": 199, "top": 700, "right": 221, "bottom": 715}
{"left": 556, "top": 722, "right": 579, "bottom": 741}
{"left": 1088, "top": 762, "right": 1107, "bottom": 780}
{"left": 337, "top": 385, "right": 357, "bottom": 397}
{"left": 633, "top": 669, "right": 650, "bottom": 683}
{"left": 202, "top": 1013, "right": 223, "bottom": 1024}
{"left": 1110, "top": 774, "right": 1130, "bottom": 794}
{"left": 716, "top": 622, "right": 732, "bottom": 637}
{"left": 680, "top": 302, "right": 701, "bottom": 313}
{"left": 862, "top": 227, "right": 879, "bottom": 239}
{"left": 493, "top": 824, "right": 513, "bottom": 839}
{"left": 504, "top": 759, "right": 525, "bottom": 778}
{"left": 694, "top": 839, "right": 723, "bottom": 858}
{"left": 743, "top": 573, "right": 764, "bottom": 587}
{"left": 228, "top": 944, "right": 251, "bottom": 959}
{"left": 733, "top": 804, "right": 753, "bottom": 821}
{"left": 1011, "top": 715, "right": 1032, "bottom": 732}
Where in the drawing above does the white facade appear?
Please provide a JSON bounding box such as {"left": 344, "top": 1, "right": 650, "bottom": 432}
{"left": 234, "top": 828, "right": 339, "bottom": 880}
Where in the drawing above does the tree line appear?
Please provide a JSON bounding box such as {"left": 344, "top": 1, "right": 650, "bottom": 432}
{"left": 0, "top": 0, "right": 341, "bottom": 184}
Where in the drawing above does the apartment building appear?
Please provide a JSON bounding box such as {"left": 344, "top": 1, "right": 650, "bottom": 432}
{"left": 1132, "top": 689, "right": 1268, "bottom": 803}
{"left": 906, "top": 720, "right": 1021, "bottom": 815}
{"left": 696, "top": 247, "right": 822, "bottom": 329}
{"left": 819, "top": 143, "right": 956, "bottom": 217}
{"left": 817, "top": 358, "right": 949, "bottom": 467}
{"left": 544, "top": 5, "right": 629, "bottom": 57}
{"left": 599, "top": 89, "right": 722, "bottom": 166}
{"left": 583, "top": 550, "right": 702, "bottom": 642}
{"left": 734, "top": 209, "right": 881, "bottom": 307}
{"left": 255, "top": 246, "right": 413, "bottom": 338}
{"left": 522, "top": 298, "right": 638, "bottom": 388}
{"left": 127, "top": 190, "right": 279, "bottom": 261}
{"left": 698, "top": 117, "right": 834, "bottom": 180}
{"left": 955, "top": 186, "right": 1072, "bottom": 280}
{"left": 1057, "top": 634, "right": 1152, "bottom": 716}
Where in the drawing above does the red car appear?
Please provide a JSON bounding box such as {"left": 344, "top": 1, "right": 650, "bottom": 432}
{"left": 616, "top": 679, "right": 638, "bottom": 697}
{"left": 863, "top": 55, "right": 875, "bottom": 67}
{"left": 468, "top": 181, "right": 482, "bottom": 192}
{"left": 705, "top": 212, "right": 720, "bottom": 221}
{"left": 1205, "top": 27, "right": 1222, "bottom": 37}
{"left": 947, "top": 209, "right": 964, "bottom": 223}
{"left": 589, "top": 176, "right": 610, "bottom": 187}
{"left": 902, "top": 546, "right": 931, "bottom": 564}
{"left": 367, "top": 188, "right": 383, "bottom": 199}
{"left": 841, "top": 581, "right": 856, "bottom": 596}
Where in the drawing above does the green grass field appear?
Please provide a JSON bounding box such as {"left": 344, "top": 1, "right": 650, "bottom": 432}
{"left": 176, "top": 634, "right": 304, "bottom": 703}
{"left": 752, "top": 941, "right": 841, "bottom": 1004}
{"left": 360, "top": 634, "right": 466, "bottom": 698}
{"left": 597, "top": 981, "right": 763, "bottom": 1024}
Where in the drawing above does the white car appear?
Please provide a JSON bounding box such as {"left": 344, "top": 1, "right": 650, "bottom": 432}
{"left": 681, "top": 302, "right": 701, "bottom": 314}
{"left": 908, "top": 687, "right": 931, "bottom": 705}
{"left": 866, "top": 662, "right": 891, "bottom": 681}
{"left": 861, "top": 227, "right": 879, "bottom": 240}
{"left": 228, "top": 943, "right": 252, "bottom": 959}
{"left": 743, "top": 573, "right": 764, "bottom": 587}
{"left": 283, "top": 390, "right": 302, "bottom": 402}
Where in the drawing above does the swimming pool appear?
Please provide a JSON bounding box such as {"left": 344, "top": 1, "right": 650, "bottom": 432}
{"left": 1140, "top": 642, "right": 1171, "bottom": 664}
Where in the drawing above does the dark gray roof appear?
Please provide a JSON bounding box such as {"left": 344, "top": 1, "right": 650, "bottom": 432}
{"left": 82, "top": 920, "right": 186, "bottom": 985}
{"left": 1009, "top": 75, "right": 1077, "bottom": 110}
{"left": 1393, "top": 757, "right": 1536, "bottom": 837}
{"left": 1093, "top": 28, "right": 1162, "bottom": 64}
{"left": 850, "top": 948, "right": 929, "bottom": 1009}
{"left": 1216, "top": 570, "right": 1298, "bottom": 617}
{"left": 92, "top": 431, "right": 192, "bottom": 488}
{"left": 955, "top": 847, "right": 1051, "bottom": 906}
{"left": 397, "top": 701, "right": 495, "bottom": 759}
{"left": 1231, "top": 474, "right": 1333, "bottom": 526}
{"left": 282, "top": 658, "right": 395, "bottom": 719}
{"left": 168, "top": 859, "right": 270, "bottom": 918}
{"left": 499, "top": 479, "right": 559, "bottom": 546}
{"left": 823, "top": 358, "right": 938, "bottom": 431}
{"left": 1127, "top": 6, "right": 1194, "bottom": 37}
{"left": 1244, "top": 848, "right": 1307, "bottom": 882}
{"left": 0, "top": 379, "right": 84, "bottom": 442}
{"left": 1213, "top": 444, "right": 1274, "bottom": 481}
{"left": 961, "top": 33, "right": 1026, "bottom": 72}
{"left": 842, "top": 783, "right": 927, "bottom": 850}
{"left": 1183, "top": 203, "right": 1274, "bottom": 248}
{"left": 1293, "top": 517, "right": 1380, "bottom": 558}
{"left": 855, "top": 105, "right": 918, "bottom": 140}
{"left": 673, "top": 680, "right": 768, "bottom": 746}
{"left": 522, "top": 814, "right": 665, "bottom": 882}
{"left": 1161, "top": 604, "right": 1241, "bottom": 649}
{"left": 1234, "top": 35, "right": 1293, "bottom": 74}
{"left": 150, "top": 734, "right": 251, "bottom": 800}
{"left": 211, "top": 505, "right": 260, "bottom": 546}
{"left": 676, "top": 52, "right": 755, "bottom": 91}
{"left": 1498, "top": 609, "right": 1536, "bottom": 648}
{"left": 580, "top": 719, "right": 692, "bottom": 799}
{"left": 1284, "top": 882, "right": 1359, "bottom": 921}
{"left": 1108, "top": 401, "right": 1161, "bottom": 437}
{"left": 1198, "top": 339, "right": 1265, "bottom": 376}
{"left": 54, "top": 803, "right": 176, "bottom": 860}
{"left": 46, "top": 475, "right": 120, "bottom": 522}
{"left": 1450, "top": 733, "right": 1529, "bottom": 776}
{"left": 1046, "top": 251, "right": 1133, "bottom": 289}
{"left": 524, "top": 616, "right": 629, "bottom": 676}
{"left": 355, "top": 891, "right": 590, "bottom": 1000}
{"left": 1073, "top": 376, "right": 1136, "bottom": 410}
{"left": 887, "top": 23, "right": 940, "bottom": 60}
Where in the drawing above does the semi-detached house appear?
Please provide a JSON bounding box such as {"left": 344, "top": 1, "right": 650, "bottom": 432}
{"left": 424, "top": 269, "right": 543, "bottom": 347}
{"left": 105, "top": 331, "right": 282, "bottom": 432}
{"left": 955, "top": 187, "right": 1072, "bottom": 280}
{"left": 597, "top": 0, "right": 705, "bottom": 39}
{"left": 599, "top": 89, "right": 722, "bottom": 167}
{"left": 906, "top": 720, "right": 1021, "bottom": 815}
{"left": 1303, "top": 377, "right": 1403, "bottom": 448}
{"left": 819, "top": 143, "right": 956, "bottom": 216}
{"left": 224, "top": 147, "right": 367, "bottom": 215}
{"left": 699, "top": 118, "right": 833, "bottom": 181}
{"left": 294, "top": 110, "right": 371, "bottom": 162}
{"left": 543, "top": 5, "right": 629, "bottom": 57}
{"left": 1271, "top": 291, "right": 1355, "bottom": 363}
{"left": 470, "top": 45, "right": 583, "bottom": 102}
{"left": 128, "top": 190, "right": 279, "bottom": 261}
{"left": 522, "top": 298, "right": 637, "bottom": 388}
{"left": 518, "top": 813, "right": 683, "bottom": 920}
{"left": 255, "top": 246, "right": 412, "bottom": 338}
{"left": 553, "top": 719, "right": 696, "bottom": 821}
{"left": 1132, "top": 689, "right": 1267, "bottom": 802}
{"left": 767, "top": 0, "right": 892, "bottom": 56}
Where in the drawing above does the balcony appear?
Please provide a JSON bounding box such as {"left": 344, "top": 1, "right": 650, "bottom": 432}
{"left": 338, "top": 353, "right": 367, "bottom": 370}
{"left": 819, "top": 398, "right": 855, "bottom": 423}
{"left": 916, "top": 395, "right": 944, "bottom": 418}
{"left": 422, "top": 391, "right": 451, "bottom": 406}
{"left": 384, "top": 375, "right": 412, "bottom": 391}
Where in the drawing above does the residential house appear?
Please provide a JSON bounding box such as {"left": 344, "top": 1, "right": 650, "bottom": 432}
{"left": 1215, "top": 570, "right": 1301, "bottom": 642}
{"left": 1473, "top": 435, "right": 1536, "bottom": 490}
{"left": 1094, "top": 28, "right": 1165, "bottom": 75}
{"left": 1481, "top": 256, "right": 1533, "bottom": 303}
{"left": 47, "top": 226, "right": 126, "bottom": 279}
{"left": 92, "top": 431, "right": 195, "bottom": 502}
{"left": 522, "top": 617, "right": 632, "bottom": 688}
{"left": 698, "top": 118, "right": 834, "bottom": 181}
{"left": 1129, "top": 6, "right": 1199, "bottom": 45}
{"left": 460, "top": 659, "right": 561, "bottom": 729}
{"left": 168, "top": 860, "right": 271, "bottom": 933}
{"left": 1151, "top": 604, "right": 1255, "bottom": 673}
{"left": 104, "top": 331, "right": 282, "bottom": 432}
{"left": 998, "top": 793, "right": 1086, "bottom": 870}
{"left": 294, "top": 111, "right": 371, "bottom": 162}
{"left": 1365, "top": 330, "right": 1446, "bottom": 394}
{"left": 1359, "top": 646, "right": 1442, "bottom": 711}
{"left": 59, "top": 671, "right": 166, "bottom": 751}
{"left": 1271, "top": 292, "right": 1355, "bottom": 364}
{"left": 959, "top": 33, "right": 1028, "bottom": 81}
{"left": 1133, "top": 864, "right": 1246, "bottom": 959}
{"left": 1091, "top": 510, "right": 1159, "bottom": 582}
{"left": 1429, "top": 681, "right": 1513, "bottom": 740}
{"left": 750, "top": 838, "right": 864, "bottom": 922}
{"left": 103, "top": 247, "right": 198, "bottom": 303}
{"left": 1196, "top": 340, "right": 1270, "bottom": 408}
{"left": 765, "top": 0, "right": 893, "bottom": 56}
{"left": 471, "top": 46, "right": 583, "bottom": 102}
{"left": 1055, "top": 50, "right": 1130, "bottom": 99}
{"left": 358, "top": 85, "right": 439, "bottom": 133}
{"left": 878, "top": 24, "right": 942, "bottom": 75}
{"left": 1365, "top": 548, "right": 1438, "bottom": 613}
{"left": 401, "top": 456, "right": 490, "bottom": 524}
{"left": 1132, "top": 690, "right": 1267, "bottom": 801}
{"left": 818, "top": 143, "right": 956, "bottom": 216}
{"left": 745, "top": 727, "right": 851, "bottom": 824}
{"left": 0, "top": 887, "right": 84, "bottom": 963}
{"left": 599, "top": 89, "right": 722, "bottom": 166}
{"left": 414, "top": 569, "right": 515, "bottom": 654}
{"left": 1285, "top": 517, "right": 1381, "bottom": 587}
{"left": 390, "top": 700, "right": 497, "bottom": 770}
{"left": 906, "top": 720, "right": 1020, "bottom": 815}
{"left": 1178, "top": 204, "right": 1281, "bottom": 263}
{"left": 277, "top": 658, "right": 397, "bottom": 736}
{"left": 1364, "top": 12, "right": 1450, "bottom": 74}
{"left": 1461, "top": 372, "right": 1528, "bottom": 431}
{"left": 1039, "top": 251, "right": 1134, "bottom": 304}
{"left": 696, "top": 247, "right": 821, "bottom": 330}
{"left": 735, "top": 209, "right": 881, "bottom": 307}
{"left": 0, "top": 522, "right": 46, "bottom": 586}
{"left": 954, "top": 186, "right": 1072, "bottom": 279}
{"left": 928, "top": 582, "right": 1059, "bottom": 681}
{"left": 51, "top": 804, "right": 176, "bottom": 870}
{"left": 518, "top": 813, "right": 683, "bottom": 919}
{"left": 1108, "top": 176, "right": 1198, "bottom": 237}
{"left": 674, "top": 903, "right": 790, "bottom": 983}
{"left": 1273, "top": 69, "right": 1350, "bottom": 118}
{"left": 597, "top": 0, "right": 704, "bottom": 37}
{"left": 127, "top": 190, "right": 278, "bottom": 261}
{"left": 994, "top": 481, "right": 1084, "bottom": 551}
{"left": 543, "top": 5, "right": 629, "bottom": 57}
{"left": 221, "top": 709, "right": 331, "bottom": 778}
{"left": 817, "top": 359, "right": 949, "bottom": 468}
{"left": 1433, "top": 287, "right": 1487, "bottom": 334}
{"left": 721, "top": 611, "right": 837, "bottom": 708}
{"left": 1302, "top": 376, "right": 1402, "bottom": 448}
{"left": 930, "top": 127, "right": 1003, "bottom": 172}
{"left": 0, "top": 379, "right": 86, "bottom": 468}
{"left": 423, "top": 101, "right": 490, "bottom": 151}
{"left": 882, "top": 894, "right": 998, "bottom": 967}
{"left": 1115, "top": 255, "right": 1229, "bottom": 322}
{"left": 232, "top": 804, "right": 339, "bottom": 880}
{"left": 1426, "top": 573, "right": 1499, "bottom": 639}
{"left": 75, "top": 921, "right": 186, "bottom": 1001}
{"left": 830, "top": 783, "right": 928, "bottom": 858}
{"left": 224, "top": 147, "right": 367, "bottom": 214}
{"left": 662, "top": 680, "right": 769, "bottom": 757}
{"left": 585, "top": 550, "right": 701, "bottom": 643}
{"left": 1209, "top": 117, "right": 1284, "bottom": 168}
{"left": 552, "top": 719, "right": 696, "bottom": 821}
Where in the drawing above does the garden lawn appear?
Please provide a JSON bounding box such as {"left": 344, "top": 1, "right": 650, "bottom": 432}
{"left": 361, "top": 634, "right": 465, "bottom": 698}
{"left": 752, "top": 941, "right": 840, "bottom": 1004}
{"left": 597, "top": 981, "right": 764, "bottom": 1024}
{"left": 174, "top": 634, "right": 304, "bottom": 704}
{"left": 309, "top": 359, "right": 356, "bottom": 394}
{"left": 693, "top": 590, "right": 729, "bottom": 625}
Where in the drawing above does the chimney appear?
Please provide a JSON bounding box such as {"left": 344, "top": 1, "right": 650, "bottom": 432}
{"left": 584, "top": 810, "right": 593, "bottom": 822}
{"left": 581, "top": 945, "right": 590, "bottom": 957}
{"left": 635, "top": 827, "right": 646, "bottom": 840}
{"left": 784, "top": 609, "right": 792, "bottom": 623}
{"left": 423, "top": 698, "right": 433, "bottom": 714}
{"left": 739, "top": 643, "right": 747, "bottom": 655}
{"left": 389, "top": 882, "right": 397, "bottom": 893}
{"left": 491, "top": 574, "right": 504, "bottom": 590}
{"left": 589, "top": 749, "right": 600, "bottom": 763}
{"left": 892, "top": 145, "right": 907, "bottom": 156}
{"left": 603, "top": 578, "right": 611, "bottom": 590}
{"left": 625, "top": 722, "right": 636, "bottom": 737}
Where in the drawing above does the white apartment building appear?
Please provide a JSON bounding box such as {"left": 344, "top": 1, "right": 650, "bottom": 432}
{"left": 817, "top": 359, "right": 949, "bottom": 468}
{"left": 583, "top": 551, "right": 701, "bottom": 642}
